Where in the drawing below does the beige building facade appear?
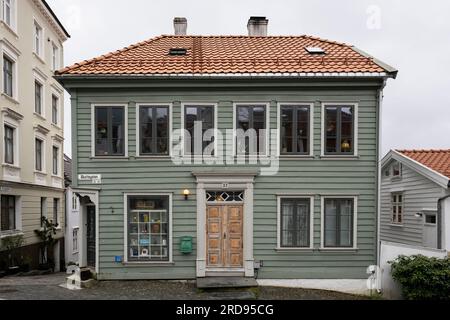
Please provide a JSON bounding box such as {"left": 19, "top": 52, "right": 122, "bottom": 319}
{"left": 0, "top": 0, "right": 69, "bottom": 270}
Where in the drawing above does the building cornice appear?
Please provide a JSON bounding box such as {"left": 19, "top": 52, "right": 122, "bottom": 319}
{"left": 32, "top": 0, "right": 70, "bottom": 42}
{"left": 1, "top": 107, "right": 24, "bottom": 121}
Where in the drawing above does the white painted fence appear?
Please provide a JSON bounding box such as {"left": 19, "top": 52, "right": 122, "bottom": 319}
{"left": 380, "top": 241, "right": 447, "bottom": 299}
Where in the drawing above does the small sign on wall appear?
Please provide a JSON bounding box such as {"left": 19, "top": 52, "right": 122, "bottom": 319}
{"left": 78, "top": 174, "right": 102, "bottom": 184}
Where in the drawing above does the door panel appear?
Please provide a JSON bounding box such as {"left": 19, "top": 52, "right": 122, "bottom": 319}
{"left": 86, "top": 206, "right": 96, "bottom": 268}
{"left": 206, "top": 205, "right": 243, "bottom": 269}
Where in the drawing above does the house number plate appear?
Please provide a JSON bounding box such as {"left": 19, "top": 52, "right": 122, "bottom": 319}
{"left": 222, "top": 183, "right": 229, "bottom": 189}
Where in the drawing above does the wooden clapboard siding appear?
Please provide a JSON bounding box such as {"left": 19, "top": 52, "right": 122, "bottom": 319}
{"left": 70, "top": 79, "right": 382, "bottom": 280}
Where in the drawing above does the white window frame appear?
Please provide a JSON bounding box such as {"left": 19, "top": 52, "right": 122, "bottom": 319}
{"left": 2, "top": 116, "right": 19, "bottom": 167}
{"left": 34, "top": 134, "right": 46, "bottom": 173}
{"left": 33, "top": 70, "right": 46, "bottom": 118}
{"left": 91, "top": 104, "right": 129, "bottom": 158}
{"left": 320, "top": 195, "right": 358, "bottom": 250}
{"left": 51, "top": 42, "right": 59, "bottom": 71}
{"left": 1, "top": 40, "right": 19, "bottom": 101}
{"left": 391, "top": 161, "right": 402, "bottom": 179}
{"left": 136, "top": 103, "right": 173, "bottom": 157}
{"left": 321, "top": 103, "right": 359, "bottom": 158}
{"left": 276, "top": 195, "right": 315, "bottom": 250}
{"left": 391, "top": 193, "right": 404, "bottom": 225}
{"left": 277, "top": 102, "right": 314, "bottom": 157}
{"left": 33, "top": 19, "right": 44, "bottom": 58}
{"left": 123, "top": 193, "right": 173, "bottom": 264}
{"left": 233, "top": 102, "right": 271, "bottom": 157}
{"left": 0, "top": 195, "right": 22, "bottom": 235}
{"left": 1, "top": 0, "right": 17, "bottom": 32}
{"left": 72, "top": 227, "right": 79, "bottom": 254}
{"left": 51, "top": 144, "right": 60, "bottom": 176}
{"left": 52, "top": 198, "right": 60, "bottom": 226}
{"left": 180, "top": 102, "right": 218, "bottom": 158}
{"left": 50, "top": 90, "right": 61, "bottom": 126}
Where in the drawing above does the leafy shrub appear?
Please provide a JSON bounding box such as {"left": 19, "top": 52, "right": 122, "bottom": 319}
{"left": 389, "top": 255, "right": 450, "bottom": 300}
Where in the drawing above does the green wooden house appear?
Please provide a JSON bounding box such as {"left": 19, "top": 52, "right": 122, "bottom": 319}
{"left": 56, "top": 17, "right": 397, "bottom": 292}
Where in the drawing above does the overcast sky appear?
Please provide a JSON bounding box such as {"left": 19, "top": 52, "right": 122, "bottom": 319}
{"left": 47, "top": 0, "right": 450, "bottom": 157}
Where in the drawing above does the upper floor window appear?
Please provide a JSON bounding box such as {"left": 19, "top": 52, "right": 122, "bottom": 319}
{"left": 1, "top": 0, "right": 13, "bottom": 28}
{"left": 392, "top": 162, "right": 402, "bottom": 178}
{"left": 95, "top": 106, "right": 125, "bottom": 156}
{"left": 1, "top": 195, "right": 16, "bottom": 231}
{"left": 324, "top": 105, "right": 356, "bottom": 155}
{"left": 53, "top": 198, "right": 59, "bottom": 225}
{"left": 279, "top": 198, "right": 312, "bottom": 248}
{"left": 52, "top": 44, "right": 59, "bottom": 70}
{"left": 391, "top": 193, "right": 403, "bottom": 224}
{"left": 35, "top": 138, "right": 43, "bottom": 171}
{"left": 4, "top": 124, "right": 14, "bottom": 164}
{"left": 52, "top": 95, "right": 59, "bottom": 125}
{"left": 3, "top": 55, "right": 13, "bottom": 97}
{"left": 236, "top": 104, "right": 267, "bottom": 156}
{"left": 52, "top": 146, "right": 59, "bottom": 175}
{"left": 184, "top": 105, "right": 215, "bottom": 156}
{"left": 34, "top": 81, "right": 43, "bottom": 115}
{"left": 34, "top": 21, "right": 43, "bottom": 56}
{"left": 323, "top": 198, "right": 355, "bottom": 248}
{"left": 139, "top": 105, "right": 169, "bottom": 156}
{"left": 280, "top": 104, "right": 311, "bottom": 155}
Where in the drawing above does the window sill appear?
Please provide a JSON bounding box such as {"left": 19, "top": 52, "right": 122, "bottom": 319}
{"left": 0, "top": 21, "right": 19, "bottom": 38}
{"left": 1, "top": 93, "right": 19, "bottom": 105}
{"left": 51, "top": 174, "right": 62, "bottom": 179}
{"left": 275, "top": 247, "right": 314, "bottom": 252}
{"left": 388, "top": 223, "right": 404, "bottom": 227}
{"left": 0, "top": 231, "right": 24, "bottom": 239}
{"left": 320, "top": 155, "right": 360, "bottom": 160}
{"left": 136, "top": 155, "right": 171, "bottom": 160}
{"left": 391, "top": 177, "right": 402, "bottom": 182}
{"left": 279, "top": 155, "right": 315, "bottom": 160}
{"left": 318, "top": 248, "right": 359, "bottom": 252}
{"left": 2, "top": 163, "right": 20, "bottom": 169}
{"left": 122, "top": 261, "right": 174, "bottom": 266}
{"left": 35, "top": 171, "right": 47, "bottom": 176}
{"left": 51, "top": 123, "right": 62, "bottom": 130}
{"left": 33, "top": 112, "right": 46, "bottom": 121}
{"left": 90, "top": 156, "right": 129, "bottom": 160}
{"left": 33, "top": 52, "right": 46, "bottom": 65}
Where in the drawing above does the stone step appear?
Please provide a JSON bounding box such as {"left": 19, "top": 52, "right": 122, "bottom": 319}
{"left": 197, "top": 277, "right": 258, "bottom": 289}
{"left": 208, "top": 290, "right": 256, "bottom": 300}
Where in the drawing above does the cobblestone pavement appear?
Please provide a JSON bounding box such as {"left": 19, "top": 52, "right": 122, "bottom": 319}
{"left": 0, "top": 273, "right": 366, "bottom": 300}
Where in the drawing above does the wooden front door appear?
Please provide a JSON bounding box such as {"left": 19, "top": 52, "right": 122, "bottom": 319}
{"left": 207, "top": 205, "right": 243, "bottom": 268}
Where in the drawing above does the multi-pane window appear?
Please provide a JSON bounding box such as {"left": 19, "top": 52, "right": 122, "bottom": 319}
{"left": 325, "top": 105, "right": 355, "bottom": 155}
{"left": 280, "top": 198, "right": 311, "bottom": 248}
{"left": 127, "top": 195, "right": 170, "bottom": 262}
{"left": 95, "top": 106, "right": 125, "bottom": 156}
{"left": 52, "top": 146, "right": 59, "bottom": 175}
{"left": 391, "top": 193, "right": 403, "bottom": 224}
{"left": 52, "top": 44, "right": 59, "bottom": 70}
{"left": 35, "top": 138, "right": 43, "bottom": 171}
{"left": 280, "top": 105, "right": 310, "bottom": 155}
{"left": 52, "top": 95, "right": 59, "bottom": 125}
{"left": 139, "top": 106, "right": 169, "bottom": 155}
{"left": 72, "top": 195, "right": 78, "bottom": 210}
{"left": 184, "top": 105, "right": 215, "bottom": 155}
{"left": 53, "top": 198, "right": 59, "bottom": 225}
{"left": 40, "top": 197, "right": 46, "bottom": 226}
{"left": 392, "top": 162, "right": 402, "bottom": 178}
{"left": 2, "top": 0, "right": 12, "bottom": 26}
{"left": 35, "top": 81, "right": 42, "bottom": 115}
{"left": 3, "top": 55, "right": 13, "bottom": 97}
{"left": 73, "top": 228, "right": 79, "bottom": 253}
{"left": 34, "top": 22, "right": 42, "bottom": 56}
{"left": 324, "top": 198, "right": 355, "bottom": 248}
{"left": 236, "top": 105, "right": 267, "bottom": 155}
{"left": 1, "top": 195, "right": 16, "bottom": 231}
{"left": 4, "top": 124, "right": 14, "bottom": 164}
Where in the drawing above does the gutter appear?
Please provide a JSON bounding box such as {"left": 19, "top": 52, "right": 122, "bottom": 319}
{"left": 351, "top": 46, "right": 398, "bottom": 79}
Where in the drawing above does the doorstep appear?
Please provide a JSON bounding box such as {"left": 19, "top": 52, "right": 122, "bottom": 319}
{"left": 196, "top": 277, "right": 258, "bottom": 289}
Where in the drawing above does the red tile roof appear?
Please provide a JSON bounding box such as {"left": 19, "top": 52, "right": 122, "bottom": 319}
{"left": 398, "top": 150, "right": 450, "bottom": 179}
{"left": 57, "top": 35, "right": 393, "bottom": 76}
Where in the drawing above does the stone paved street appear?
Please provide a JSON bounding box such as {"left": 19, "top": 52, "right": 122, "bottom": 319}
{"left": 0, "top": 273, "right": 366, "bottom": 300}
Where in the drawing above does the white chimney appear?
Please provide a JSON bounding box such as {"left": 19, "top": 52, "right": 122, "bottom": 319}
{"left": 174, "top": 17, "right": 187, "bottom": 36}
{"left": 247, "top": 16, "right": 268, "bottom": 36}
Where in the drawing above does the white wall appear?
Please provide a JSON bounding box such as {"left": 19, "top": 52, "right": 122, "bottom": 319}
{"left": 380, "top": 241, "right": 447, "bottom": 299}
{"left": 64, "top": 187, "right": 80, "bottom": 265}
{"left": 442, "top": 197, "right": 450, "bottom": 251}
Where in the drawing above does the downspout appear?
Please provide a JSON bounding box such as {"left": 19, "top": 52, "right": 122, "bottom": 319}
{"left": 437, "top": 192, "right": 450, "bottom": 250}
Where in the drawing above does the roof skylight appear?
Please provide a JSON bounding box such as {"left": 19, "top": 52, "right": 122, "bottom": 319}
{"left": 305, "top": 47, "right": 326, "bottom": 54}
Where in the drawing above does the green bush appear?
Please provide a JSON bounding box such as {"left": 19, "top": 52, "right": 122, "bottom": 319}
{"left": 389, "top": 255, "right": 450, "bottom": 300}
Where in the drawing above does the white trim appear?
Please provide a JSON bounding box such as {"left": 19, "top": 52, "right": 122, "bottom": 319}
{"left": 276, "top": 195, "right": 315, "bottom": 250}
{"left": 180, "top": 102, "right": 218, "bottom": 158}
{"left": 232, "top": 102, "right": 271, "bottom": 157}
{"left": 51, "top": 41, "right": 60, "bottom": 71}
{"left": 257, "top": 279, "right": 369, "bottom": 295}
{"left": 91, "top": 104, "right": 129, "bottom": 158}
{"left": 32, "top": 18, "right": 44, "bottom": 59}
{"left": 33, "top": 71, "right": 46, "bottom": 118}
{"left": 321, "top": 103, "right": 359, "bottom": 157}
{"left": 1, "top": 0, "right": 17, "bottom": 33}
{"left": 34, "top": 133, "right": 46, "bottom": 173}
{"left": 381, "top": 150, "right": 450, "bottom": 189}
{"left": 123, "top": 193, "right": 173, "bottom": 264}
{"left": 2, "top": 112, "right": 20, "bottom": 167}
{"left": 50, "top": 88, "right": 62, "bottom": 126}
{"left": 277, "top": 102, "right": 314, "bottom": 157}
{"left": 51, "top": 141, "right": 62, "bottom": 177}
{"left": 1, "top": 40, "right": 19, "bottom": 100}
{"left": 136, "top": 103, "right": 173, "bottom": 157}
{"left": 320, "top": 195, "right": 358, "bottom": 250}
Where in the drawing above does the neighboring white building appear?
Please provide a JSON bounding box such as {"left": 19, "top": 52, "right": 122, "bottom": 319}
{"left": 64, "top": 155, "right": 80, "bottom": 266}
{"left": 380, "top": 150, "right": 450, "bottom": 251}
{"left": 0, "top": 0, "right": 70, "bottom": 270}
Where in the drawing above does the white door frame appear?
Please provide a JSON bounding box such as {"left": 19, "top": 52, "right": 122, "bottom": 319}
{"left": 194, "top": 171, "right": 257, "bottom": 278}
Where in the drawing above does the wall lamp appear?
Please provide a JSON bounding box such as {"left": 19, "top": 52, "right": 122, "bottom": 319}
{"left": 183, "top": 189, "right": 191, "bottom": 201}
{"left": 415, "top": 212, "right": 423, "bottom": 218}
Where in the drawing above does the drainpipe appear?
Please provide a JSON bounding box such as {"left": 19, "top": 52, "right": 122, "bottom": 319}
{"left": 437, "top": 193, "right": 450, "bottom": 250}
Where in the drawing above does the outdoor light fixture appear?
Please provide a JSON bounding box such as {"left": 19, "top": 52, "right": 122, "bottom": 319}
{"left": 415, "top": 212, "right": 423, "bottom": 218}
{"left": 183, "top": 189, "right": 191, "bottom": 200}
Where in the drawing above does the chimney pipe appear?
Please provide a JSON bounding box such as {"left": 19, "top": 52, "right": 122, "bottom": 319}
{"left": 247, "top": 16, "right": 268, "bottom": 36}
{"left": 174, "top": 17, "right": 187, "bottom": 36}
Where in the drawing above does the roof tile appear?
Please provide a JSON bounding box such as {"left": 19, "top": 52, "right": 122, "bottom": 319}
{"left": 398, "top": 149, "right": 450, "bottom": 179}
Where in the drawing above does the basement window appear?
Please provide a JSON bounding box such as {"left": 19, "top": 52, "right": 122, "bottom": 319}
{"left": 305, "top": 47, "right": 326, "bottom": 54}
{"left": 169, "top": 48, "right": 187, "bottom": 56}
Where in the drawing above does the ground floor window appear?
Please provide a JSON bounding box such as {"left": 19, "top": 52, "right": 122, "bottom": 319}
{"left": 73, "top": 227, "right": 79, "bottom": 253}
{"left": 323, "top": 198, "right": 355, "bottom": 248}
{"left": 279, "top": 198, "right": 312, "bottom": 248}
{"left": 1, "top": 195, "right": 16, "bottom": 231}
{"left": 127, "top": 195, "right": 170, "bottom": 262}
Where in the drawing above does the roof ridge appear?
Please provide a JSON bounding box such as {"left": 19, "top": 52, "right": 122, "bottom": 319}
{"left": 397, "top": 149, "right": 450, "bottom": 153}
{"left": 57, "top": 35, "right": 165, "bottom": 74}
